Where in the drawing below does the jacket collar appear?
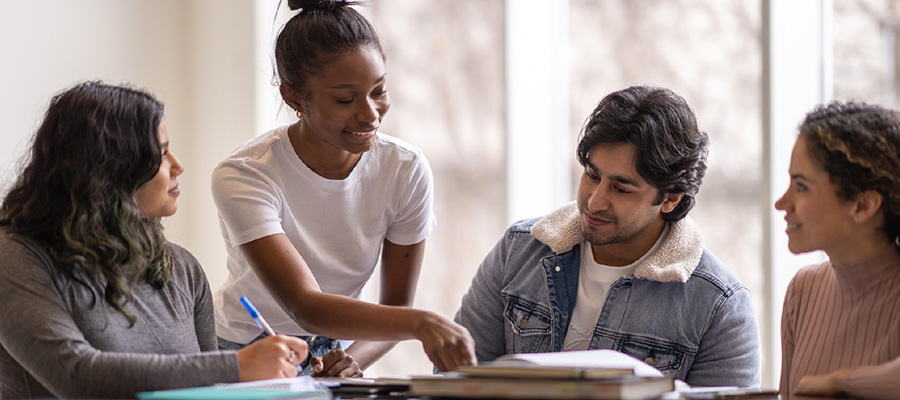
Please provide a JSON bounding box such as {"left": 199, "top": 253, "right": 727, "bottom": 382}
{"left": 531, "top": 201, "right": 703, "bottom": 282}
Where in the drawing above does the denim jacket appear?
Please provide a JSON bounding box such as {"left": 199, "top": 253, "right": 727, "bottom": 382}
{"left": 455, "top": 202, "right": 760, "bottom": 388}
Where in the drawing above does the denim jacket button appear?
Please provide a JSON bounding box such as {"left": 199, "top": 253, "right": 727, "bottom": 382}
{"left": 555, "top": 266, "right": 561, "bottom": 272}
{"left": 644, "top": 357, "right": 654, "bottom": 366}
{"left": 518, "top": 318, "right": 529, "bottom": 329}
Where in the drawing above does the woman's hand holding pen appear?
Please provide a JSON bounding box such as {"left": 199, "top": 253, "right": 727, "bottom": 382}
{"left": 236, "top": 335, "right": 309, "bottom": 382}
{"left": 414, "top": 311, "right": 477, "bottom": 372}
{"left": 235, "top": 296, "right": 310, "bottom": 381}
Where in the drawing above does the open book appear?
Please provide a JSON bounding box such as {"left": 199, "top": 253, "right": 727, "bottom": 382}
{"left": 410, "top": 349, "right": 674, "bottom": 400}
{"left": 458, "top": 349, "right": 663, "bottom": 379}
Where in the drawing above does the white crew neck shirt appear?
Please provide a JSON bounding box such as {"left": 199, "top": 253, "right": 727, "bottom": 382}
{"left": 562, "top": 224, "right": 670, "bottom": 351}
{"left": 211, "top": 125, "right": 436, "bottom": 342}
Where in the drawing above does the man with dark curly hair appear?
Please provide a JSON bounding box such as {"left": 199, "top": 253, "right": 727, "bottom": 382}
{"left": 455, "top": 85, "right": 761, "bottom": 388}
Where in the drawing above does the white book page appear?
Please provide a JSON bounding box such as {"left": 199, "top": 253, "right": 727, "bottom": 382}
{"left": 496, "top": 349, "right": 664, "bottom": 378}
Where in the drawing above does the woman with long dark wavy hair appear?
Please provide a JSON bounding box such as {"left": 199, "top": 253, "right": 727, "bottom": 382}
{"left": 0, "top": 81, "right": 309, "bottom": 399}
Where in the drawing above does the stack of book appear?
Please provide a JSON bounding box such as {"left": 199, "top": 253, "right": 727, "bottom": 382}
{"left": 409, "top": 349, "right": 676, "bottom": 400}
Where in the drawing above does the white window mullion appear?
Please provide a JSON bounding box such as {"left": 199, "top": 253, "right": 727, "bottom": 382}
{"left": 505, "top": 0, "right": 571, "bottom": 224}
{"left": 762, "top": 0, "right": 832, "bottom": 388}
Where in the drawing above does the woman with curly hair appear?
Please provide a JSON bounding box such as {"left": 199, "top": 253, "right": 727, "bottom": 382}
{"left": 0, "top": 81, "right": 309, "bottom": 399}
{"left": 776, "top": 101, "right": 900, "bottom": 399}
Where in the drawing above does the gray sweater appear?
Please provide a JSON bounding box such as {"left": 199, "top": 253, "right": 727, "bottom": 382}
{"left": 0, "top": 227, "right": 240, "bottom": 399}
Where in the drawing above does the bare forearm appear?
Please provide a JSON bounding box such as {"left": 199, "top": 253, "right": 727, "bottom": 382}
{"left": 345, "top": 340, "right": 399, "bottom": 370}
{"left": 329, "top": 240, "right": 419, "bottom": 370}
{"left": 283, "top": 291, "right": 433, "bottom": 341}
{"left": 283, "top": 290, "right": 472, "bottom": 372}
{"left": 242, "top": 235, "right": 431, "bottom": 341}
{"left": 242, "top": 236, "right": 475, "bottom": 371}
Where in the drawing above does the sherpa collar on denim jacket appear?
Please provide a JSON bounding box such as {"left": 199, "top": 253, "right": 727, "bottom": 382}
{"left": 530, "top": 201, "right": 703, "bottom": 283}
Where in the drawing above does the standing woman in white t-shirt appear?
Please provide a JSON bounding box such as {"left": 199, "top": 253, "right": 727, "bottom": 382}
{"left": 211, "top": 0, "right": 475, "bottom": 377}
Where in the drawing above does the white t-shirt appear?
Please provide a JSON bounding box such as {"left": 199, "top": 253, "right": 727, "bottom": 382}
{"left": 211, "top": 125, "right": 437, "bottom": 343}
{"left": 562, "top": 224, "right": 669, "bottom": 351}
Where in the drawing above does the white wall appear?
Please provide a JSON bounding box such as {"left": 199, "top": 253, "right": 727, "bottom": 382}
{"left": 0, "top": 0, "right": 255, "bottom": 290}
{"left": 173, "top": 0, "right": 256, "bottom": 290}
{"left": 1, "top": 1, "right": 185, "bottom": 190}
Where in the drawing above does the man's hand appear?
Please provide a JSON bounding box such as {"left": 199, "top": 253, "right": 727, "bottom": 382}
{"left": 310, "top": 348, "right": 363, "bottom": 377}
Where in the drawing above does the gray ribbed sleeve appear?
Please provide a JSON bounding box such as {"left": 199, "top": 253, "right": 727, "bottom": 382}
{"left": 0, "top": 228, "right": 240, "bottom": 399}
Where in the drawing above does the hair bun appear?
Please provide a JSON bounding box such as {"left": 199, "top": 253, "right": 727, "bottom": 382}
{"left": 286, "top": 0, "right": 352, "bottom": 12}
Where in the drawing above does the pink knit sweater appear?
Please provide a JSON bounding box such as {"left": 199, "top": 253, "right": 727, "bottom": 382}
{"left": 780, "top": 245, "right": 900, "bottom": 399}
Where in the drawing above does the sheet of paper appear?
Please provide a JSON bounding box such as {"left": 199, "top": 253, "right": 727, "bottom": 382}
{"left": 214, "top": 375, "right": 317, "bottom": 391}
{"left": 497, "top": 349, "right": 664, "bottom": 378}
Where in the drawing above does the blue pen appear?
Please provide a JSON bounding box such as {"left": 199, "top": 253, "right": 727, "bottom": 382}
{"left": 240, "top": 296, "right": 301, "bottom": 366}
{"left": 240, "top": 296, "right": 277, "bottom": 337}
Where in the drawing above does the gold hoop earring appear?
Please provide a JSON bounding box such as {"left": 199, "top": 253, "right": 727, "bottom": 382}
{"left": 295, "top": 109, "right": 303, "bottom": 119}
